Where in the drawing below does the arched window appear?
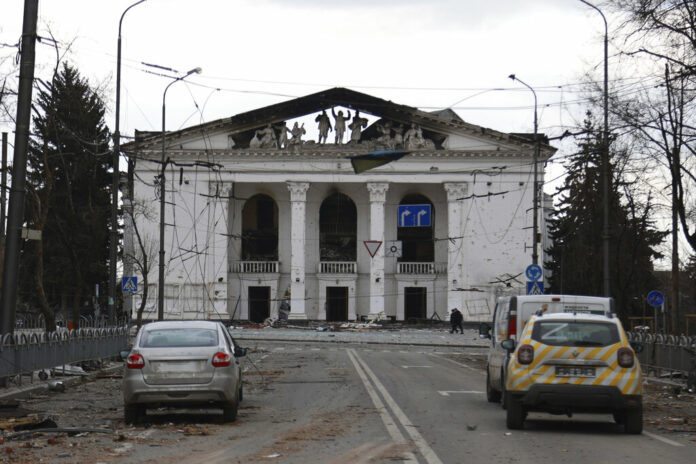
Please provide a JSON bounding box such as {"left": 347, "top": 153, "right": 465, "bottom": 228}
{"left": 319, "top": 193, "right": 357, "bottom": 261}
{"left": 397, "top": 194, "right": 434, "bottom": 262}
{"left": 242, "top": 194, "right": 278, "bottom": 260}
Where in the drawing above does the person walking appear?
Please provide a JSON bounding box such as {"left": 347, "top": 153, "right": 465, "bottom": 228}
{"left": 450, "top": 308, "right": 463, "bottom": 334}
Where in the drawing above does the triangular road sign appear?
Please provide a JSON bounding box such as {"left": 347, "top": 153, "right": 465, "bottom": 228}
{"left": 363, "top": 240, "right": 382, "bottom": 258}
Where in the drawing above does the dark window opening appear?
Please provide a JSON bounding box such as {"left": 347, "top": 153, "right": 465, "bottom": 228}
{"left": 397, "top": 194, "right": 434, "bottom": 262}
{"left": 248, "top": 286, "right": 270, "bottom": 323}
{"left": 320, "top": 193, "right": 357, "bottom": 261}
{"left": 242, "top": 194, "right": 278, "bottom": 260}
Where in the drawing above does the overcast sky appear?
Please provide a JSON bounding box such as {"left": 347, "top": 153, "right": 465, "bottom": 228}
{"left": 1, "top": 0, "right": 618, "bottom": 192}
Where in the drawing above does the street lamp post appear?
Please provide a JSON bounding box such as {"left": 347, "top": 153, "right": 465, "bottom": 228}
{"left": 508, "top": 74, "right": 540, "bottom": 266}
{"left": 158, "top": 67, "right": 201, "bottom": 321}
{"left": 112, "top": 0, "right": 147, "bottom": 325}
{"left": 579, "top": 0, "right": 610, "bottom": 297}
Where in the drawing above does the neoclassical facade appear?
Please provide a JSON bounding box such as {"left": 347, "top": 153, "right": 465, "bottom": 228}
{"left": 122, "top": 88, "right": 555, "bottom": 322}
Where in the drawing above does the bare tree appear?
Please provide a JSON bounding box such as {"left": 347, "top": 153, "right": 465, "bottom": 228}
{"left": 123, "top": 196, "right": 157, "bottom": 329}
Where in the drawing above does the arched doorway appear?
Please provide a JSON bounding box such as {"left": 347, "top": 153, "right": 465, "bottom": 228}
{"left": 241, "top": 194, "right": 278, "bottom": 261}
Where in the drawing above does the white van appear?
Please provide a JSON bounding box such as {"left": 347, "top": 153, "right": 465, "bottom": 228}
{"left": 478, "top": 294, "right": 613, "bottom": 405}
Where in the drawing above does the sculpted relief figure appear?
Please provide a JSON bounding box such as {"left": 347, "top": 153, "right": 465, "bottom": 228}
{"left": 332, "top": 107, "right": 351, "bottom": 144}
{"left": 349, "top": 110, "right": 368, "bottom": 143}
{"left": 288, "top": 122, "right": 306, "bottom": 146}
{"left": 250, "top": 123, "right": 278, "bottom": 149}
{"left": 403, "top": 123, "right": 434, "bottom": 150}
{"left": 376, "top": 121, "right": 393, "bottom": 148}
{"left": 315, "top": 110, "right": 333, "bottom": 144}
{"left": 278, "top": 122, "right": 292, "bottom": 148}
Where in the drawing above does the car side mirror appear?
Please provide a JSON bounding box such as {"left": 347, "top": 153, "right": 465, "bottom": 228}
{"left": 234, "top": 346, "right": 247, "bottom": 358}
{"left": 501, "top": 339, "right": 516, "bottom": 352}
{"left": 479, "top": 322, "right": 492, "bottom": 339}
{"left": 120, "top": 349, "right": 131, "bottom": 361}
{"left": 630, "top": 342, "right": 643, "bottom": 354}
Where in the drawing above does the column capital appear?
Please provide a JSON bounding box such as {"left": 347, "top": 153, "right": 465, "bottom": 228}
{"left": 444, "top": 182, "right": 468, "bottom": 202}
{"left": 208, "top": 181, "right": 234, "bottom": 199}
{"left": 287, "top": 181, "right": 310, "bottom": 202}
{"left": 367, "top": 182, "right": 389, "bottom": 202}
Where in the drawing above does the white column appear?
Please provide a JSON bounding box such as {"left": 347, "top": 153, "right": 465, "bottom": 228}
{"left": 206, "top": 181, "right": 233, "bottom": 318}
{"left": 367, "top": 182, "right": 389, "bottom": 319}
{"left": 444, "top": 183, "right": 467, "bottom": 318}
{"left": 287, "top": 181, "right": 310, "bottom": 319}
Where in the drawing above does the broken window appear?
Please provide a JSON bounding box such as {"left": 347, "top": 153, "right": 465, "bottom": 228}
{"left": 397, "top": 194, "right": 434, "bottom": 262}
{"left": 320, "top": 193, "right": 357, "bottom": 261}
{"left": 242, "top": 194, "right": 278, "bottom": 261}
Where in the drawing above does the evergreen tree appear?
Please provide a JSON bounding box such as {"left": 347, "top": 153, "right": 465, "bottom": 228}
{"left": 546, "top": 113, "right": 665, "bottom": 322}
{"left": 19, "top": 62, "right": 112, "bottom": 330}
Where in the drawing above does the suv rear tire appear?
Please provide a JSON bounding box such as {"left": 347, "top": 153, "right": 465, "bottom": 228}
{"left": 486, "top": 369, "right": 501, "bottom": 403}
{"left": 505, "top": 392, "right": 525, "bottom": 430}
{"left": 624, "top": 402, "right": 643, "bottom": 434}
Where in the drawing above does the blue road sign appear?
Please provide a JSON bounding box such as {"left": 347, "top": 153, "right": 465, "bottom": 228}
{"left": 122, "top": 276, "right": 138, "bottom": 293}
{"left": 525, "top": 264, "right": 543, "bottom": 281}
{"left": 398, "top": 204, "right": 431, "bottom": 227}
{"left": 647, "top": 290, "right": 664, "bottom": 307}
{"left": 527, "top": 281, "right": 544, "bottom": 295}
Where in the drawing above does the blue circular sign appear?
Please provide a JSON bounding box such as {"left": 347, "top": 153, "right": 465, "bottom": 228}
{"left": 525, "top": 264, "right": 543, "bottom": 281}
{"left": 647, "top": 290, "right": 664, "bottom": 307}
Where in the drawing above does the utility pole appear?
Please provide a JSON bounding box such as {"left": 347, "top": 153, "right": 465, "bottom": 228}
{"left": 0, "top": 0, "right": 39, "bottom": 335}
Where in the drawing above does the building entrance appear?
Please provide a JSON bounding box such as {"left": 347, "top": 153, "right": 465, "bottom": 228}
{"left": 248, "top": 286, "right": 270, "bottom": 322}
{"left": 326, "top": 287, "right": 348, "bottom": 321}
{"left": 404, "top": 287, "right": 427, "bottom": 320}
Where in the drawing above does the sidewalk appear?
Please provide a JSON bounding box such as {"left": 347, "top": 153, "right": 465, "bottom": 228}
{"left": 230, "top": 325, "right": 489, "bottom": 348}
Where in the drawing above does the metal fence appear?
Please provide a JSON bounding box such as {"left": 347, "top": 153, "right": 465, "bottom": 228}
{"left": 627, "top": 332, "right": 696, "bottom": 386}
{"left": 0, "top": 327, "right": 129, "bottom": 385}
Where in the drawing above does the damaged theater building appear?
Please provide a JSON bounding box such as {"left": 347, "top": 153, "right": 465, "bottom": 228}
{"left": 122, "top": 88, "right": 555, "bottom": 323}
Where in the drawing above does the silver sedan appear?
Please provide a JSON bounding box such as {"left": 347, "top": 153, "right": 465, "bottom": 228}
{"left": 122, "top": 320, "right": 246, "bottom": 424}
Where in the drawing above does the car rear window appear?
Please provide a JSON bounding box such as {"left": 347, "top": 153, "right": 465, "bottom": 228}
{"left": 531, "top": 321, "right": 619, "bottom": 347}
{"left": 140, "top": 328, "right": 218, "bottom": 348}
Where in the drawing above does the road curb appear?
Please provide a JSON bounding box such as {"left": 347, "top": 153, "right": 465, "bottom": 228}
{"left": 0, "top": 364, "right": 123, "bottom": 401}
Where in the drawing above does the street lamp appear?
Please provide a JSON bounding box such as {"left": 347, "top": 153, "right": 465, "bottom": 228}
{"left": 158, "top": 67, "right": 202, "bottom": 321}
{"left": 112, "top": 0, "right": 147, "bottom": 325}
{"left": 579, "top": 0, "right": 610, "bottom": 297}
{"left": 508, "top": 74, "right": 540, "bottom": 266}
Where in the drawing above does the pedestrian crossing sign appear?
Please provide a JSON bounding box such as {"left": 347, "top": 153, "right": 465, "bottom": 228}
{"left": 122, "top": 276, "right": 138, "bottom": 292}
{"left": 526, "top": 280, "right": 543, "bottom": 295}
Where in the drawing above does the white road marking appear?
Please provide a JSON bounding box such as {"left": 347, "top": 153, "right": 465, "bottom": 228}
{"left": 429, "top": 353, "right": 483, "bottom": 373}
{"left": 346, "top": 349, "right": 418, "bottom": 463}
{"left": 349, "top": 349, "right": 445, "bottom": 464}
{"left": 401, "top": 365, "right": 433, "bottom": 369}
{"left": 437, "top": 391, "right": 484, "bottom": 396}
{"left": 643, "top": 431, "right": 684, "bottom": 447}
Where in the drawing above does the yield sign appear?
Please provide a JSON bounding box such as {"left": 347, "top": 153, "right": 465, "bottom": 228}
{"left": 363, "top": 240, "right": 382, "bottom": 258}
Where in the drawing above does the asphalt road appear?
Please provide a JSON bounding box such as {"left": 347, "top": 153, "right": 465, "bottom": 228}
{"left": 1, "top": 339, "right": 694, "bottom": 463}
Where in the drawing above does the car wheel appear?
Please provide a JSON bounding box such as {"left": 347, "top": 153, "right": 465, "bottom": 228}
{"left": 505, "top": 392, "right": 525, "bottom": 430}
{"left": 486, "top": 369, "right": 501, "bottom": 403}
{"left": 612, "top": 411, "right": 625, "bottom": 425}
{"left": 500, "top": 370, "right": 508, "bottom": 410}
{"left": 238, "top": 383, "right": 243, "bottom": 402}
{"left": 624, "top": 401, "right": 643, "bottom": 434}
{"left": 222, "top": 402, "right": 238, "bottom": 422}
{"left": 124, "top": 404, "right": 145, "bottom": 425}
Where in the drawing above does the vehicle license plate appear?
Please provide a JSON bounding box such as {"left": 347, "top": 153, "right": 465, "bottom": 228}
{"left": 555, "top": 366, "right": 595, "bottom": 377}
{"left": 152, "top": 361, "right": 202, "bottom": 373}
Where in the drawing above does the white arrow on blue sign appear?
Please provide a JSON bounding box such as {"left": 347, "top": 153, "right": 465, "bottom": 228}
{"left": 525, "top": 264, "right": 543, "bottom": 281}
{"left": 398, "top": 204, "right": 431, "bottom": 227}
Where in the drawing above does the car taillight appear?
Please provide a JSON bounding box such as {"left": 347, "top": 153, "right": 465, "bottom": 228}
{"left": 212, "top": 352, "right": 231, "bottom": 367}
{"left": 127, "top": 354, "right": 145, "bottom": 369}
{"left": 617, "top": 347, "right": 634, "bottom": 368}
{"left": 517, "top": 344, "right": 534, "bottom": 365}
{"left": 508, "top": 314, "right": 517, "bottom": 337}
